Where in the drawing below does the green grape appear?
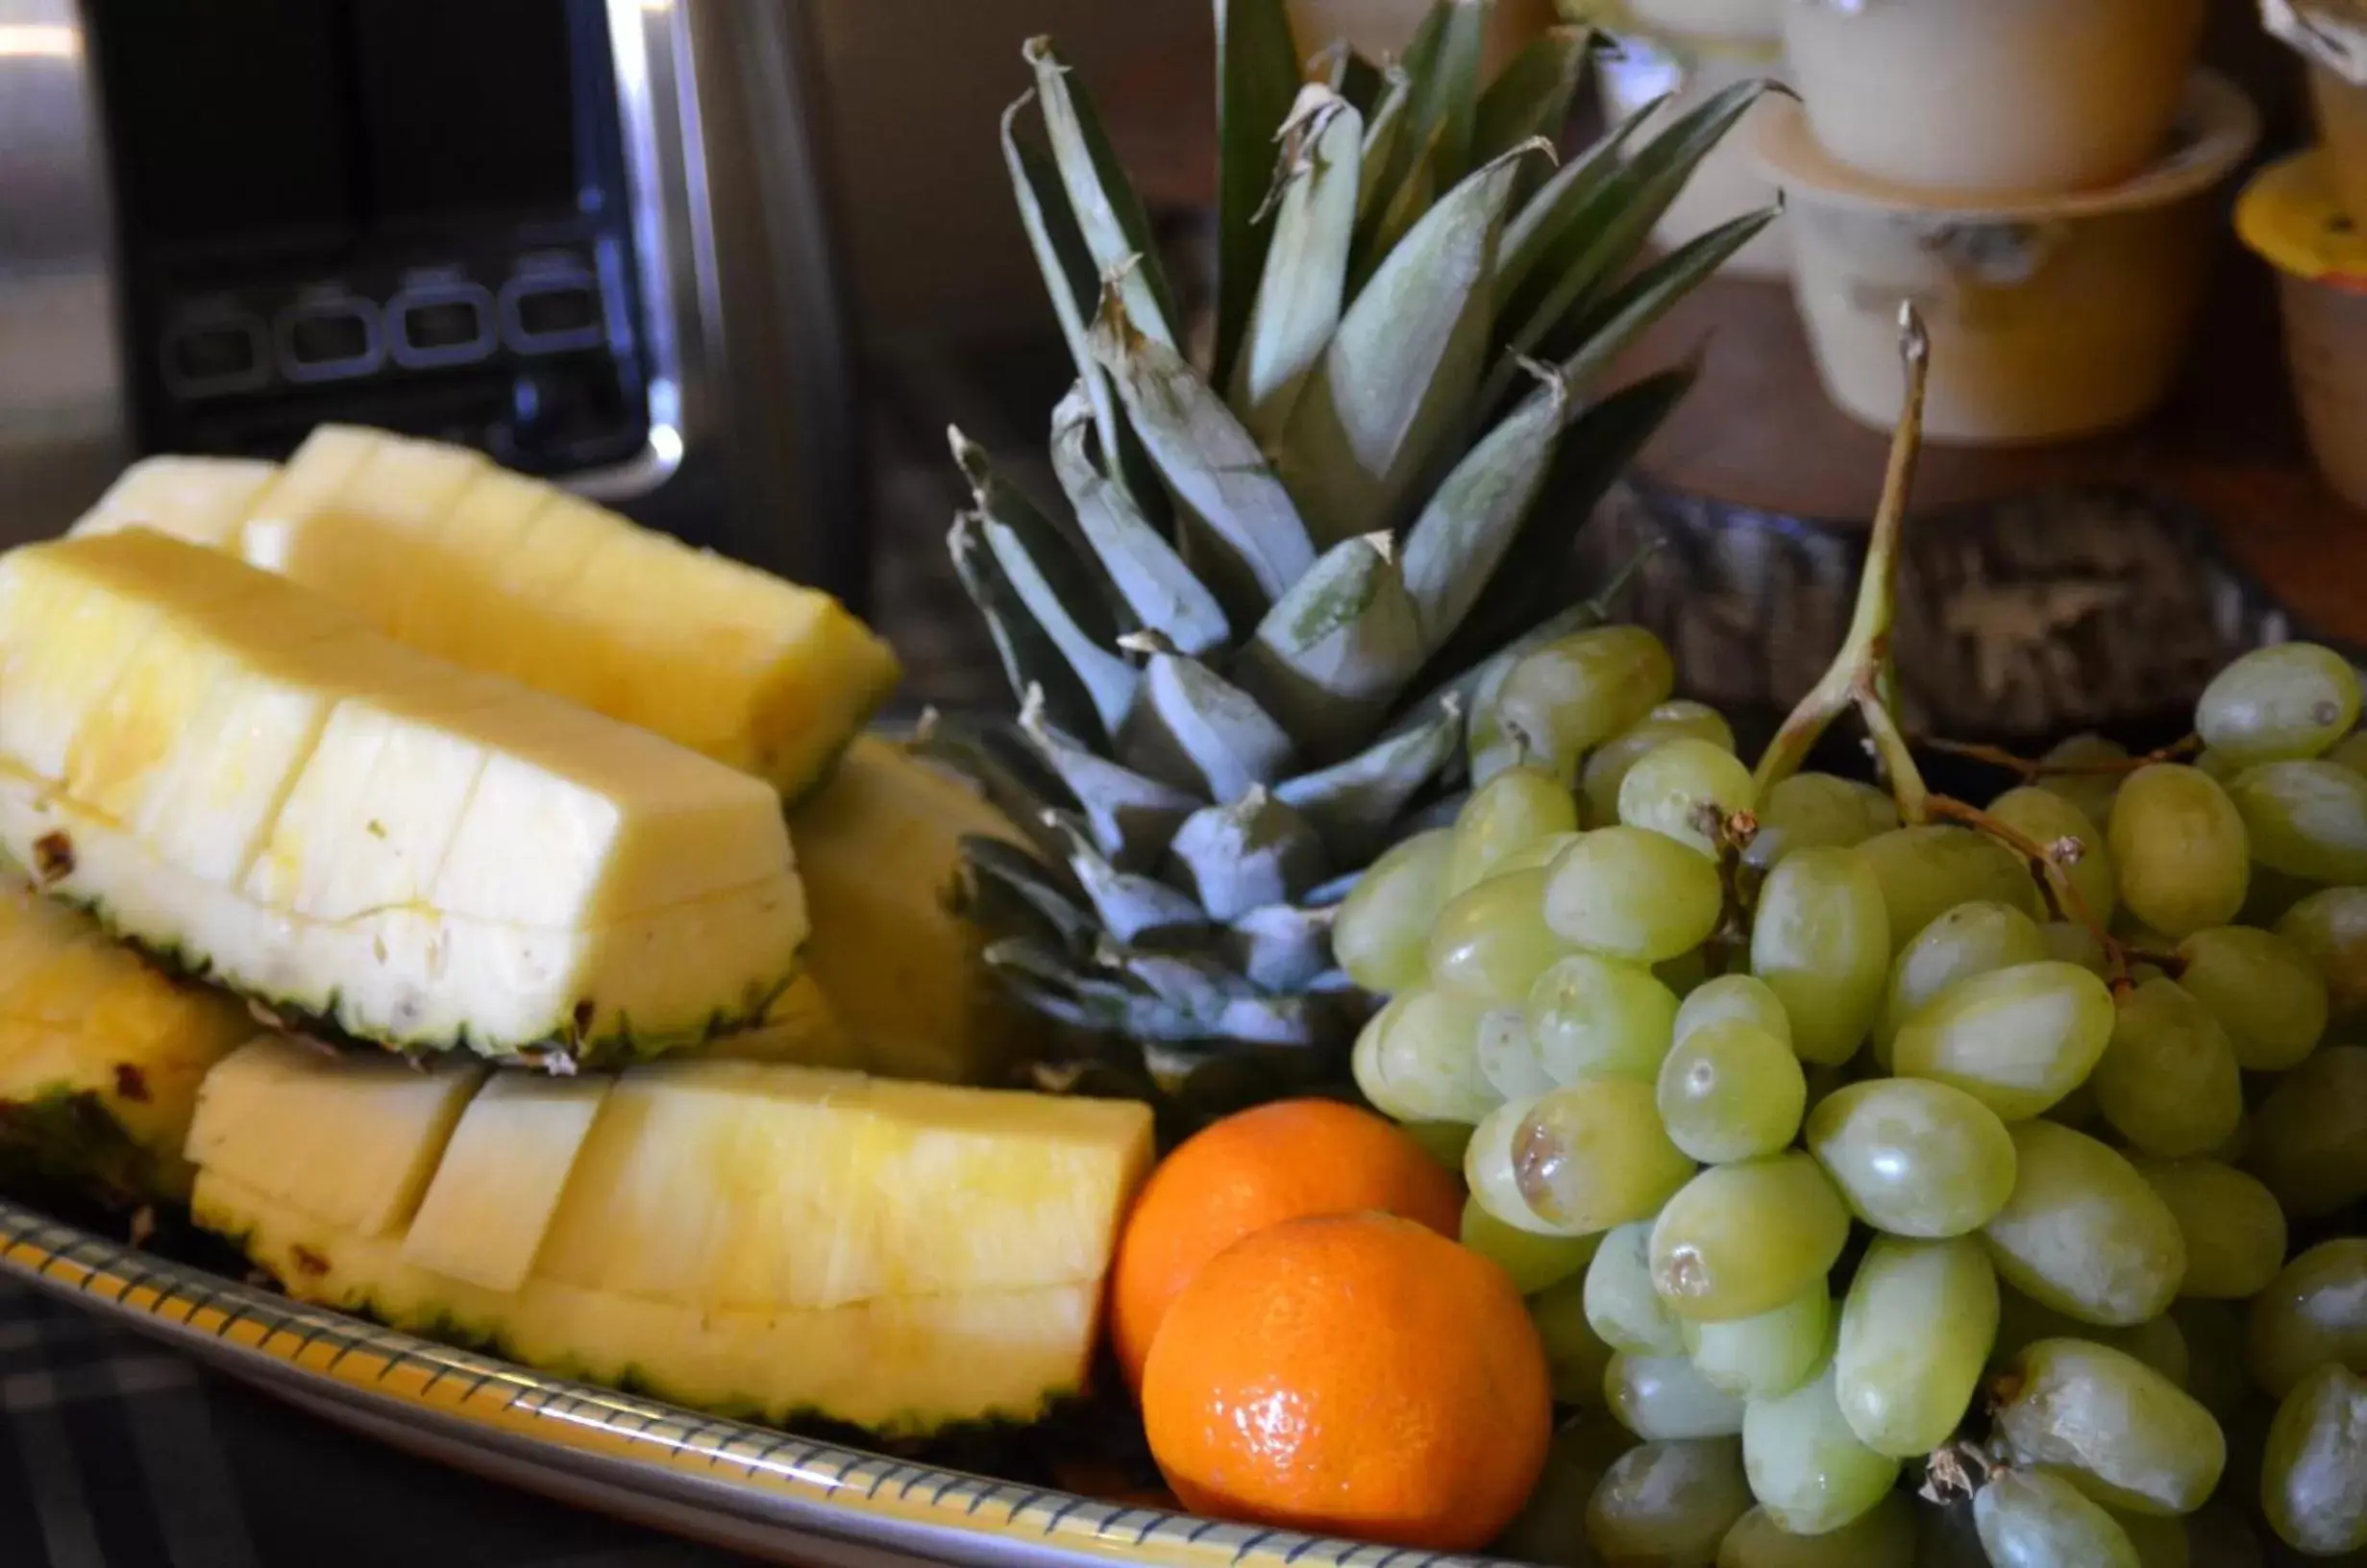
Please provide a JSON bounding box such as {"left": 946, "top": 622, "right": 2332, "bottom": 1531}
{"left": 1479, "top": 625, "right": 1676, "bottom": 785}
{"left": 1685, "top": 1286, "right": 1833, "bottom": 1401}
{"left": 1490, "top": 830, "right": 1585, "bottom": 880}
{"left": 1973, "top": 1467, "right": 2140, "bottom": 1568}
{"left": 2039, "top": 919, "right": 2111, "bottom": 978}
{"left": 2274, "top": 887, "right": 2367, "bottom": 1025}
{"left": 1872, "top": 899, "right": 2048, "bottom": 1062}
{"left": 2246, "top": 1045, "right": 2367, "bottom": 1220}
{"left": 1743, "top": 772, "right": 1901, "bottom": 873}
{"left": 1427, "top": 869, "right": 1572, "bottom": 1007}
{"left": 1751, "top": 845, "right": 1891, "bottom": 1066}
{"left": 2226, "top": 760, "right": 2367, "bottom": 885}
{"left": 1584, "top": 700, "right": 1738, "bottom": 825}
{"left": 1349, "top": 987, "right": 1499, "bottom": 1123}
{"left": 1532, "top": 1273, "right": 1618, "bottom": 1408}
{"left": 2195, "top": 641, "right": 2364, "bottom": 767}
{"left": 1649, "top": 1154, "right": 1850, "bottom": 1323}
{"left": 1800, "top": 1062, "right": 1852, "bottom": 1122}
{"left": 2107, "top": 766, "right": 2250, "bottom": 940}
{"left": 2173, "top": 925, "right": 2329, "bottom": 1071}
{"left": 1991, "top": 1286, "right": 2189, "bottom": 1389}
{"left": 1497, "top": 1417, "right": 1637, "bottom": 1567}
{"left": 1332, "top": 828, "right": 1452, "bottom": 994}
{"left": 1806, "top": 1078, "right": 2018, "bottom": 1238}
{"left": 1889, "top": 961, "right": 2117, "bottom": 1121}
{"left": 1465, "top": 1093, "right": 1580, "bottom": 1237}
{"left": 2108, "top": 1505, "right": 2191, "bottom": 1568}
{"left": 2237, "top": 863, "right": 2317, "bottom": 928}
{"left": 1657, "top": 1019, "right": 1806, "bottom": 1164}
{"left": 2131, "top": 1159, "right": 2286, "bottom": 1301}
{"left": 1478, "top": 1004, "right": 1556, "bottom": 1100}
{"left": 1993, "top": 1337, "right": 2226, "bottom": 1515}
{"left": 2193, "top": 747, "right": 2245, "bottom": 784}
{"left": 1587, "top": 1437, "right": 1752, "bottom": 1564}
{"left": 1740, "top": 1365, "right": 1902, "bottom": 1536}
{"left": 1857, "top": 824, "right": 2041, "bottom": 951}
{"left": 1715, "top": 1491, "right": 1916, "bottom": 1567}
{"left": 1981, "top": 1120, "right": 2185, "bottom": 1326}
{"left": 2245, "top": 1238, "right": 2367, "bottom": 1401}
{"left": 2331, "top": 729, "right": 2367, "bottom": 777}
{"left": 1834, "top": 1236, "right": 2000, "bottom": 1458}
{"left": 1463, "top": 1189, "right": 1599, "bottom": 1294}
{"left": 1398, "top": 1118, "right": 1474, "bottom": 1172}
{"left": 1505, "top": 1078, "right": 1697, "bottom": 1235}
{"left": 1990, "top": 785, "right": 2120, "bottom": 925}
{"left": 2168, "top": 1299, "right": 2252, "bottom": 1422}
{"left": 1677, "top": 973, "right": 1795, "bottom": 1049}
{"left": 1528, "top": 952, "right": 1682, "bottom": 1086}
{"left": 1448, "top": 764, "right": 1583, "bottom": 896}
{"left": 2089, "top": 978, "right": 2243, "bottom": 1159}
{"left": 1589, "top": 1220, "right": 1689, "bottom": 1356}
{"left": 2262, "top": 1362, "right": 2367, "bottom": 1556}
{"left": 1606, "top": 1351, "right": 1748, "bottom": 1439}
{"left": 2038, "top": 732, "right": 2133, "bottom": 830}
{"left": 1543, "top": 825, "right": 1726, "bottom": 964}
{"left": 1620, "top": 737, "right": 1757, "bottom": 857}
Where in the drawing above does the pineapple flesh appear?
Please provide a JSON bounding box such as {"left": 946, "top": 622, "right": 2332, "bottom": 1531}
{"left": 71, "top": 427, "right": 902, "bottom": 802}
{"left": 0, "top": 879, "right": 254, "bottom": 1201}
{"left": 932, "top": 7, "right": 1768, "bottom": 1088}
{"left": 187, "top": 1038, "right": 1154, "bottom": 1434}
{"left": 0, "top": 529, "right": 806, "bottom": 1066}
{"left": 788, "top": 734, "right": 1035, "bottom": 1085}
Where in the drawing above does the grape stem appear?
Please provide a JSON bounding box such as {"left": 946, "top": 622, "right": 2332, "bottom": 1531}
{"left": 1911, "top": 732, "right": 2204, "bottom": 781}
{"left": 1751, "top": 304, "right": 1932, "bottom": 819}
{"left": 1748, "top": 306, "right": 2179, "bottom": 995}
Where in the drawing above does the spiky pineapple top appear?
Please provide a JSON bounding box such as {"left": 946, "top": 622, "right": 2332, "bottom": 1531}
{"left": 933, "top": 0, "right": 1772, "bottom": 1093}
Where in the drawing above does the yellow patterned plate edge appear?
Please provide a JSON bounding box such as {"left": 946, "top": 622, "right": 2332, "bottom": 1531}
{"left": 0, "top": 1196, "right": 1508, "bottom": 1568}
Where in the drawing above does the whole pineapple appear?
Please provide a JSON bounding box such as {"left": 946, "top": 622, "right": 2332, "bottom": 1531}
{"left": 935, "top": 0, "right": 1771, "bottom": 1098}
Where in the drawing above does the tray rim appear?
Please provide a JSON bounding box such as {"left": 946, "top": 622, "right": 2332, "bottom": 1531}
{"left": 0, "top": 1195, "right": 1511, "bottom": 1568}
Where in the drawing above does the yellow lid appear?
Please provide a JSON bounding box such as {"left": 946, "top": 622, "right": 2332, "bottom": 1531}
{"left": 2235, "top": 148, "right": 2367, "bottom": 290}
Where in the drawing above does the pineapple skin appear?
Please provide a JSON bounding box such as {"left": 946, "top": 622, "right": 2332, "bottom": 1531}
{"left": 0, "top": 881, "right": 255, "bottom": 1203}
{"left": 185, "top": 1039, "right": 1153, "bottom": 1435}
{"left": 788, "top": 736, "right": 1035, "bottom": 1085}
{"left": 80, "top": 428, "right": 903, "bottom": 802}
{"left": 0, "top": 529, "right": 807, "bottom": 1066}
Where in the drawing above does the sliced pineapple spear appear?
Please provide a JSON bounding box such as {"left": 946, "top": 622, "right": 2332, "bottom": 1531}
{"left": 70, "top": 428, "right": 901, "bottom": 801}
{"left": 0, "top": 529, "right": 806, "bottom": 1066}
{"left": 0, "top": 878, "right": 254, "bottom": 1201}
{"left": 187, "top": 1038, "right": 1154, "bottom": 1433}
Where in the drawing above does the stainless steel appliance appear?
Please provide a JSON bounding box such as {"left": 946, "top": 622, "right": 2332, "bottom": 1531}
{"left": 0, "top": 0, "right": 865, "bottom": 600}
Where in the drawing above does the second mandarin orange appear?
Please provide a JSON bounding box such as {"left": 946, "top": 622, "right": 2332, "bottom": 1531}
{"left": 1106, "top": 1097, "right": 1461, "bottom": 1391}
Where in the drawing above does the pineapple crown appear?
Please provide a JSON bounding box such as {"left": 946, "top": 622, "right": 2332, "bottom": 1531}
{"left": 930, "top": 0, "right": 1775, "bottom": 1080}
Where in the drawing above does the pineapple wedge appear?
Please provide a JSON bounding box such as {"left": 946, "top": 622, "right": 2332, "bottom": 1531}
{"left": 0, "top": 879, "right": 254, "bottom": 1200}
{"left": 74, "top": 429, "right": 901, "bottom": 800}
{"left": 68, "top": 455, "right": 281, "bottom": 551}
{"left": 789, "top": 735, "right": 1033, "bottom": 1084}
{"left": 188, "top": 1038, "right": 1154, "bottom": 1433}
{"left": 0, "top": 529, "right": 806, "bottom": 1065}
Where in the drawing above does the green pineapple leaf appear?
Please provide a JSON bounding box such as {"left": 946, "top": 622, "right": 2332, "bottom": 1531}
{"left": 1399, "top": 360, "right": 1571, "bottom": 654}
{"left": 1313, "top": 39, "right": 1385, "bottom": 118}
{"left": 1275, "top": 142, "right": 1538, "bottom": 547}
{"left": 960, "top": 837, "right": 1100, "bottom": 952}
{"left": 1024, "top": 37, "right": 1181, "bottom": 350}
{"left": 969, "top": 503, "right": 1140, "bottom": 741}
{"left": 1271, "top": 696, "right": 1463, "bottom": 863}
{"left": 1496, "top": 90, "right": 1664, "bottom": 298}
{"left": 908, "top": 709, "right": 1077, "bottom": 865}
{"left": 1048, "top": 387, "right": 1230, "bottom": 659}
{"left": 1550, "top": 204, "right": 1780, "bottom": 384}
{"left": 1229, "top": 86, "right": 1363, "bottom": 451}
{"left": 1470, "top": 25, "right": 1590, "bottom": 173}
{"left": 1046, "top": 820, "right": 1213, "bottom": 946}
{"left": 1167, "top": 790, "right": 1330, "bottom": 922}
{"left": 1357, "top": 0, "right": 1489, "bottom": 254}
{"left": 1091, "top": 285, "right": 1317, "bottom": 618}
{"left": 1355, "top": 64, "right": 1414, "bottom": 224}
{"left": 1117, "top": 651, "right": 1297, "bottom": 803}
{"left": 1235, "top": 532, "right": 1427, "bottom": 761}
{"left": 948, "top": 511, "right": 1109, "bottom": 745}
{"left": 1212, "top": 0, "right": 1304, "bottom": 393}
{"left": 1226, "top": 904, "right": 1336, "bottom": 992}
{"left": 999, "top": 98, "right": 1127, "bottom": 493}
{"left": 1016, "top": 688, "right": 1199, "bottom": 868}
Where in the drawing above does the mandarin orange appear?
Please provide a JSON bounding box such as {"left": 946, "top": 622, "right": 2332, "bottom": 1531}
{"left": 1107, "top": 1098, "right": 1462, "bottom": 1391}
{"left": 1140, "top": 1211, "right": 1552, "bottom": 1552}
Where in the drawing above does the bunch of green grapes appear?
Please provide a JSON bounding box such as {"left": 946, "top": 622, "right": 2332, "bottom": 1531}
{"left": 1331, "top": 627, "right": 2367, "bottom": 1567}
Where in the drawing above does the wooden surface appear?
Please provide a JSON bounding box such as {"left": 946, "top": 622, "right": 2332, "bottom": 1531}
{"left": 1610, "top": 269, "right": 2367, "bottom": 648}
